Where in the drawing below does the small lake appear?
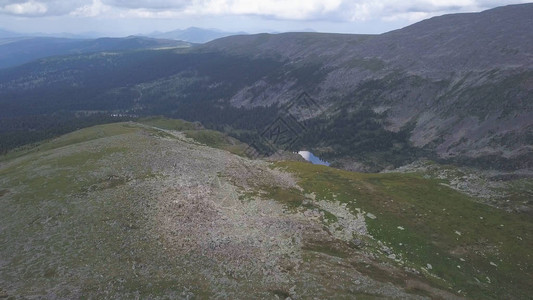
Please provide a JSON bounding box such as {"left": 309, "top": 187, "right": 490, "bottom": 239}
{"left": 298, "top": 151, "right": 330, "bottom": 166}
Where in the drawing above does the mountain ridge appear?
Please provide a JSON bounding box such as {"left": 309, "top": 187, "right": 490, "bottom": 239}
{"left": 0, "top": 36, "right": 191, "bottom": 69}
{"left": 0, "top": 3, "right": 531, "bottom": 172}
{"left": 200, "top": 4, "right": 533, "bottom": 169}
{"left": 148, "top": 27, "right": 247, "bottom": 43}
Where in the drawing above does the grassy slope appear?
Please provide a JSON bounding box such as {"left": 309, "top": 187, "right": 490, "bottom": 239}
{"left": 275, "top": 161, "right": 532, "bottom": 299}
{"left": 0, "top": 122, "right": 212, "bottom": 298}
{"left": 0, "top": 122, "right": 136, "bottom": 163}
{"left": 1, "top": 119, "right": 531, "bottom": 299}
{"left": 138, "top": 117, "right": 249, "bottom": 156}
{"left": 0, "top": 120, "right": 296, "bottom": 298}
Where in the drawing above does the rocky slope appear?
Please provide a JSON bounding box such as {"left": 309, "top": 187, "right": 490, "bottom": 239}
{"left": 0, "top": 121, "right": 429, "bottom": 298}
{"left": 0, "top": 119, "right": 531, "bottom": 299}
{"left": 201, "top": 4, "right": 533, "bottom": 167}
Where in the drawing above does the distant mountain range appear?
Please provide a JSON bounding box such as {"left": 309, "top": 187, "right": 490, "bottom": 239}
{"left": 146, "top": 27, "right": 247, "bottom": 43}
{"left": 0, "top": 29, "right": 21, "bottom": 38}
{"left": 0, "top": 27, "right": 246, "bottom": 44}
{"left": 0, "top": 36, "right": 191, "bottom": 69}
{"left": 0, "top": 4, "right": 531, "bottom": 172}
{"left": 0, "top": 28, "right": 103, "bottom": 39}
{"left": 0, "top": 27, "right": 244, "bottom": 69}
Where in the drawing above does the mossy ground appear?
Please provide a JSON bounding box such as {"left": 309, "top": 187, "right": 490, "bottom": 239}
{"left": 274, "top": 161, "right": 532, "bottom": 299}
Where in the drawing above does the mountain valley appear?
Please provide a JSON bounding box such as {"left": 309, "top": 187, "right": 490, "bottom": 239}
{"left": 0, "top": 4, "right": 531, "bottom": 172}
{"left": 0, "top": 3, "right": 532, "bottom": 299}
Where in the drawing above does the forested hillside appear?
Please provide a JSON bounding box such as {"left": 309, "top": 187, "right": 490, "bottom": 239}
{"left": 0, "top": 4, "right": 531, "bottom": 172}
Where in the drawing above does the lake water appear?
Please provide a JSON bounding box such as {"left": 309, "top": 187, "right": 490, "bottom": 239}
{"left": 298, "top": 151, "right": 330, "bottom": 166}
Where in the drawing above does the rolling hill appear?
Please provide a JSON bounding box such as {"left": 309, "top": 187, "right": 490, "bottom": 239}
{"left": 0, "top": 119, "right": 531, "bottom": 298}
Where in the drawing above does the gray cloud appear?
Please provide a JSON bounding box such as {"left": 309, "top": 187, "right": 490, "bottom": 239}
{"left": 0, "top": 0, "right": 87, "bottom": 16}
{"left": 101, "top": 0, "right": 190, "bottom": 10}
{"left": 0, "top": 0, "right": 530, "bottom": 25}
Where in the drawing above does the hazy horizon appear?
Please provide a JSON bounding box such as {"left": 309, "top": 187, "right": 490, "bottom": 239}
{"left": 1, "top": 1, "right": 531, "bottom": 38}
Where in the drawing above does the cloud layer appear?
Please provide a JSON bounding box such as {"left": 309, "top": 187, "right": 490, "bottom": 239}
{"left": 0, "top": 0, "right": 530, "bottom": 36}
{"left": 0, "top": 0, "right": 87, "bottom": 16}
{"left": 1, "top": 0, "right": 529, "bottom": 20}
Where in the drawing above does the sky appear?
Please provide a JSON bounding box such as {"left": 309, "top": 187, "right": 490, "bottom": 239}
{"left": 0, "top": 0, "right": 531, "bottom": 36}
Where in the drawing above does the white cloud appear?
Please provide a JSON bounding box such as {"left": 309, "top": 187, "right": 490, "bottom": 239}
{"left": 186, "top": 0, "right": 344, "bottom": 20}
{"left": 103, "top": 0, "right": 531, "bottom": 23}
{"left": 70, "top": 0, "right": 110, "bottom": 17}
{"left": 0, "top": 0, "right": 530, "bottom": 29}
{"left": 0, "top": 0, "right": 88, "bottom": 17}
{"left": 382, "top": 11, "right": 433, "bottom": 22}
{"left": 118, "top": 8, "right": 181, "bottom": 18}
{"left": 0, "top": 1, "right": 47, "bottom": 15}
{"left": 102, "top": 0, "right": 190, "bottom": 10}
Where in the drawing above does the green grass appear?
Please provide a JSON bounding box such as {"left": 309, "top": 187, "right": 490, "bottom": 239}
{"left": 0, "top": 146, "right": 129, "bottom": 208}
{"left": 138, "top": 117, "right": 249, "bottom": 156}
{"left": 276, "top": 161, "right": 533, "bottom": 299}
{"left": 138, "top": 116, "right": 199, "bottom": 131}
{"left": 183, "top": 130, "right": 229, "bottom": 147}
{"left": 503, "top": 178, "right": 533, "bottom": 208}
{"left": 261, "top": 186, "right": 306, "bottom": 210}
{"left": 0, "top": 122, "right": 136, "bottom": 163}
{"left": 183, "top": 129, "right": 249, "bottom": 156}
{"left": 0, "top": 122, "right": 210, "bottom": 298}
